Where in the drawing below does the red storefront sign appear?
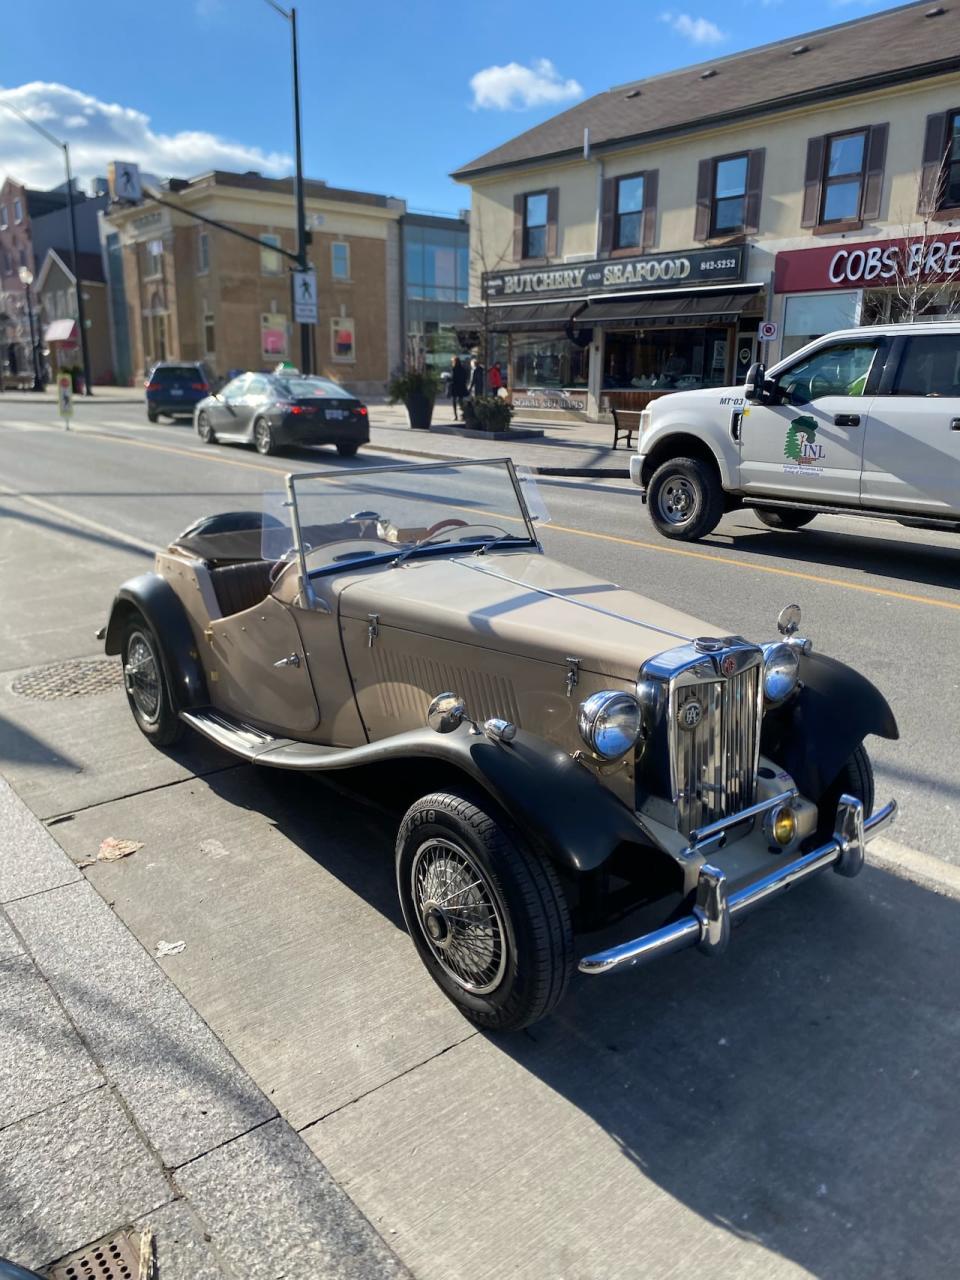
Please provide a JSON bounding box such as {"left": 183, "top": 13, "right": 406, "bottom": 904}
{"left": 775, "top": 232, "right": 960, "bottom": 293}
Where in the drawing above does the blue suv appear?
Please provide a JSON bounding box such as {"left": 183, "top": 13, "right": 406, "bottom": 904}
{"left": 145, "top": 361, "right": 215, "bottom": 422}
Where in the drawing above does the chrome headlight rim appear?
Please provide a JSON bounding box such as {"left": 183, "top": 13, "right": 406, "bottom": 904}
{"left": 578, "top": 690, "right": 643, "bottom": 760}
{"left": 761, "top": 641, "right": 801, "bottom": 706}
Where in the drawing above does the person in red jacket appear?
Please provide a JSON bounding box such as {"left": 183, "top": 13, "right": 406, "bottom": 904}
{"left": 488, "top": 361, "right": 504, "bottom": 393}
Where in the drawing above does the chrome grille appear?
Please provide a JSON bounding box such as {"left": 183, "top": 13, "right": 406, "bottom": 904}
{"left": 670, "top": 661, "right": 762, "bottom": 834}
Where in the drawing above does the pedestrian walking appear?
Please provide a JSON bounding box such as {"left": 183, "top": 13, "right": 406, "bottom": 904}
{"left": 468, "top": 357, "right": 485, "bottom": 398}
{"left": 448, "top": 356, "right": 468, "bottom": 420}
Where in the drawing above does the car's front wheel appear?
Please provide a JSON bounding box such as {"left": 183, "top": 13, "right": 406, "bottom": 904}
{"left": 253, "top": 417, "right": 275, "bottom": 456}
{"left": 120, "top": 615, "right": 182, "bottom": 746}
{"left": 396, "top": 792, "right": 574, "bottom": 1031}
{"left": 197, "top": 411, "right": 216, "bottom": 444}
{"left": 755, "top": 507, "right": 817, "bottom": 531}
{"left": 647, "top": 456, "right": 724, "bottom": 541}
{"left": 815, "top": 744, "right": 874, "bottom": 842}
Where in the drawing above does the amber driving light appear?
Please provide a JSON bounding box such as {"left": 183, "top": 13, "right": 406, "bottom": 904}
{"left": 766, "top": 805, "right": 797, "bottom": 847}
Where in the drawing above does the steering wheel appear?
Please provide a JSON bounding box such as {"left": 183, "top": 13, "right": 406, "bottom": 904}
{"left": 424, "top": 518, "right": 468, "bottom": 538}
{"left": 269, "top": 543, "right": 312, "bottom": 584}
{"left": 808, "top": 372, "right": 834, "bottom": 400}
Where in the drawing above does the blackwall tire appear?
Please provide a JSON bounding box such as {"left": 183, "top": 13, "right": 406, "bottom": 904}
{"left": 647, "top": 456, "right": 724, "bottom": 542}
{"left": 336, "top": 442, "right": 359, "bottom": 458}
{"left": 755, "top": 508, "right": 817, "bottom": 531}
{"left": 253, "top": 418, "right": 275, "bottom": 456}
{"left": 396, "top": 792, "right": 574, "bottom": 1031}
{"left": 816, "top": 744, "right": 875, "bottom": 842}
{"left": 120, "top": 616, "right": 183, "bottom": 747}
{"left": 147, "top": 408, "right": 159, "bottom": 423}
{"left": 197, "top": 411, "right": 216, "bottom": 444}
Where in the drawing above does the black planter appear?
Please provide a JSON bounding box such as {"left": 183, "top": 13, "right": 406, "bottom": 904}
{"left": 405, "top": 392, "right": 435, "bottom": 430}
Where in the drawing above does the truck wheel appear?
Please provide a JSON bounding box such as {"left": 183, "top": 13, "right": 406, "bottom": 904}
{"left": 756, "top": 508, "right": 817, "bottom": 531}
{"left": 120, "top": 615, "right": 183, "bottom": 747}
{"left": 647, "top": 456, "right": 724, "bottom": 541}
{"left": 396, "top": 792, "right": 574, "bottom": 1031}
{"left": 815, "top": 744, "right": 874, "bottom": 842}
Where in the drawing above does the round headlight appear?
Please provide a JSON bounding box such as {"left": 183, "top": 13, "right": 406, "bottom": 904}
{"left": 762, "top": 642, "right": 800, "bottom": 705}
{"left": 578, "top": 691, "right": 642, "bottom": 760}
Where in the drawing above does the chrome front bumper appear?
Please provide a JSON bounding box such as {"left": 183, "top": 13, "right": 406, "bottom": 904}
{"left": 579, "top": 794, "right": 897, "bottom": 975}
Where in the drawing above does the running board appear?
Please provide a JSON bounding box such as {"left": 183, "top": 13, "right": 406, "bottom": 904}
{"left": 742, "top": 497, "right": 960, "bottom": 531}
{"left": 180, "top": 707, "right": 436, "bottom": 772}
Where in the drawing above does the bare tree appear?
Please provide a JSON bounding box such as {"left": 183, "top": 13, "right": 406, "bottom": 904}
{"left": 469, "top": 206, "right": 513, "bottom": 372}
{"left": 862, "top": 143, "right": 960, "bottom": 325}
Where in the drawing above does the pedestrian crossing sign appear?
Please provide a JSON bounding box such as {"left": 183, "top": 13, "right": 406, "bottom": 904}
{"left": 292, "top": 270, "right": 318, "bottom": 324}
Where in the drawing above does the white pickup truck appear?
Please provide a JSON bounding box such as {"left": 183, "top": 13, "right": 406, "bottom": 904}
{"left": 629, "top": 322, "right": 960, "bottom": 540}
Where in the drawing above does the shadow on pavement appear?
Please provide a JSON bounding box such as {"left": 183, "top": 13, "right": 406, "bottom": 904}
{"left": 0, "top": 715, "right": 80, "bottom": 772}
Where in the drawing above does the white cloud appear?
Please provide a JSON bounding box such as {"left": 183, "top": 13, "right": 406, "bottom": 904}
{"left": 470, "top": 59, "right": 583, "bottom": 111}
{"left": 0, "top": 82, "right": 291, "bottom": 190}
{"left": 660, "top": 12, "right": 727, "bottom": 44}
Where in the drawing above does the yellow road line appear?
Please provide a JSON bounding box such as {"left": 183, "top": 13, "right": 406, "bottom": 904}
{"left": 2, "top": 415, "right": 958, "bottom": 613}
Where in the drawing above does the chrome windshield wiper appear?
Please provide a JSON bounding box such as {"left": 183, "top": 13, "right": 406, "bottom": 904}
{"left": 473, "top": 532, "right": 523, "bottom": 556}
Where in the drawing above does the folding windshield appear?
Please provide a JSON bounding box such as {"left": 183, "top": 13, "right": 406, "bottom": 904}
{"left": 262, "top": 459, "right": 541, "bottom": 579}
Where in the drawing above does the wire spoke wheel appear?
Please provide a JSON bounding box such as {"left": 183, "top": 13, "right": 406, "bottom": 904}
{"left": 411, "top": 838, "right": 507, "bottom": 994}
{"left": 656, "top": 474, "right": 698, "bottom": 526}
{"left": 124, "top": 629, "right": 161, "bottom": 724}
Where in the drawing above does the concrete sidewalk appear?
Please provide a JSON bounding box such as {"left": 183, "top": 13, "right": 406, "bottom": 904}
{"left": 0, "top": 776, "right": 409, "bottom": 1280}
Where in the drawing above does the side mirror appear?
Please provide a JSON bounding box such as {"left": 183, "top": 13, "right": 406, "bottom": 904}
{"left": 744, "top": 361, "right": 766, "bottom": 403}
{"left": 427, "top": 692, "right": 468, "bottom": 734}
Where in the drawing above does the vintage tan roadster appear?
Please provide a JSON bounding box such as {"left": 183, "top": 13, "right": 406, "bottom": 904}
{"left": 104, "top": 459, "right": 898, "bottom": 1030}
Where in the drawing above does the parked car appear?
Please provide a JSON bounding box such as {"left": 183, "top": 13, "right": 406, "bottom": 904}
{"left": 194, "top": 372, "right": 369, "bottom": 457}
{"left": 103, "top": 459, "right": 897, "bottom": 1030}
{"left": 145, "top": 361, "right": 215, "bottom": 422}
{"left": 629, "top": 322, "right": 960, "bottom": 540}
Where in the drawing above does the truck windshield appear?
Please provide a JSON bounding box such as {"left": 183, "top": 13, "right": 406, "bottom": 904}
{"left": 262, "top": 459, "right": 540, "bottom": 573}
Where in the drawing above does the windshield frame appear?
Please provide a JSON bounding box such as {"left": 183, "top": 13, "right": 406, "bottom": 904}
{"left": 281, "top": 458, "right": 540, "bottom": 599}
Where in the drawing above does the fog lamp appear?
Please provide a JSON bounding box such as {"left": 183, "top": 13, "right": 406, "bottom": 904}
{"left": 766, "top": 805, "right": 797, "bottom": 847}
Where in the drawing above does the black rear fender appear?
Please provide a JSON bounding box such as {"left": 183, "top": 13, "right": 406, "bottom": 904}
{"left": 104, "top": 574, "right": 208, "bottom": 711}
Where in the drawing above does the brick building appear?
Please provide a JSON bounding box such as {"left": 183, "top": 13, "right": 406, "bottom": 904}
{"left": 103, "top": 170, "right": 405, "bottom": 394}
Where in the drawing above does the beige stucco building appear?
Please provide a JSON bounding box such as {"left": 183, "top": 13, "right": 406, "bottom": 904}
{"left": 453, "top": 1, "right": 960, "bottom": 419}
{"left": 104, "top": 170, "right": 404, "bottom": 395}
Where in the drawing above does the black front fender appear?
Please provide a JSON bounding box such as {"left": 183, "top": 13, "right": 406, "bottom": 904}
{"left": 761, "top": 651, "right": 898, "bottom": 803}
{"left": 104, "top": 574, "right": 208, "bottom": 711}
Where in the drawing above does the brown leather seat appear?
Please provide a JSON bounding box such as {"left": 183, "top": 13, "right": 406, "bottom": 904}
{"left": 209, "top": 560, "right": 274, "bottom": 616}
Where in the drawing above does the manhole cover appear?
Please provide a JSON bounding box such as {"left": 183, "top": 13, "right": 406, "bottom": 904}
{"left": 10, "top": 658, "right": 124, "bottom": 702}
{"left": 49, "top": 1230, "right": 142, "bottom": 1279}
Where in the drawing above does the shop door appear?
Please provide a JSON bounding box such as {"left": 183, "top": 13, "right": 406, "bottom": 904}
{"left": 861, "top": 332, "right": 960, "bottom": 517}
{"left": 737, "top": 336, "right": 881, "bottom": 504}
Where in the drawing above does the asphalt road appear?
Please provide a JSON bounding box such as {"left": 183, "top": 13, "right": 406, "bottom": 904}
{"left": 0, "top": 396, "right": 955, "bottom": 863}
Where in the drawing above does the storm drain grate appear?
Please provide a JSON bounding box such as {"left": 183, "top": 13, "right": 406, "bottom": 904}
{"left": 10, "top": 657, "right": 124, "bottom": 702}
{"left": 49, "top": 1229, "right": 142, "bottom": 1279}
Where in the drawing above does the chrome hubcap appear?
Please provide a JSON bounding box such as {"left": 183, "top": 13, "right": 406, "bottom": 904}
{"left": 255, "top": 421, "right": 270, "bottom": 450}
{"left": 657, "top": 475, "right": 698, "bottom": 525}
{"left": 124, "top": 630, "right": 161, "bottom": 724}
{"left": 411, "top": 839, "right": 507, "bottom": 994}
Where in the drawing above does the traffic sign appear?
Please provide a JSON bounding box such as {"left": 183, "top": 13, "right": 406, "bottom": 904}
{"left": 759, "top": 320, "right": 779, "bottom": 342}
{"left": 57, "top": 373, "right": 73, "bottom": 428}
{"left": 292, "top": 269, "right": 318, "bottom": 324}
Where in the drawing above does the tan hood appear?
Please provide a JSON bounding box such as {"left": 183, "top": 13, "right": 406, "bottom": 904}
{"left": 336, "top": 551, "right": 718, "bottom": 682}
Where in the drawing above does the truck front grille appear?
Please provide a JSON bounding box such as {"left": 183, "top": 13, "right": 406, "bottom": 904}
{"left": 670, "top": 662, "right": 762, "bottom": 835}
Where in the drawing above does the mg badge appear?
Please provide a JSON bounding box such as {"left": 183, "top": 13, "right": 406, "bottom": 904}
{"left": 678, "top": 697, "right": 703, "bottom": 731}
{"left": 721, "top": 654, "right": 737, "bottom": 676}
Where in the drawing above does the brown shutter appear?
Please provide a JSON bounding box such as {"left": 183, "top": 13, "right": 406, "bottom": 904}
{"left": 545, "top": 187, "right": 559, "bottom": 258}
{"left": 743, "top": 148, "right": 765, "bottom": 233}
{"left": 599, "top": 177, "right": 616, "bottom": 254}
{"left": 919, "top": 111, "right": 949, "bottom": 213}
{"left": 801, "top": 136, "right": 826, "bottom": 228}
{"left": 641, "top": 169, "right": 658, "bottom": 250}
{"left": 694, "top": 159, "right": 712, "bottom": 241}
{"left": 512, "top": 193, "right": 524, "bottom": 261}
{"left": 861, "top": 124, "right": 888, "bottom": 221}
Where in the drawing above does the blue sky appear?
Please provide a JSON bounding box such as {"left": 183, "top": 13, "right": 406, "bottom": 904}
{"left": 1, "top": 0, "right": 906, "bottom": 213}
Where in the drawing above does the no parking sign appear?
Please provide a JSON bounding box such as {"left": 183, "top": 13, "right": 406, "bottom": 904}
{"left": 759, "top": 320, "right": 779, "bottom": 342}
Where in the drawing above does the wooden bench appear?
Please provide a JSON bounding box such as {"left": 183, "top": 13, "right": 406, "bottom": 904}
{"left": 611, "top": 407, "right": 644, "bottom": 450}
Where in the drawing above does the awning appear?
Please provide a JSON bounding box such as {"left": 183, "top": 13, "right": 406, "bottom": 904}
{"left": 476, "top": 301, "right": 587, "bottom": 333}
{"left": 44, "top": 319, "right": 77, "bottom": 342}
{"left": 578, "top": 289, "right": 762, "bottom": 327}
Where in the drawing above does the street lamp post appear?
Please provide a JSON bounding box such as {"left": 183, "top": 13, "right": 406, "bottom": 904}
{"left": 266, "top": 1, "right": 312, "bottom": 375}
{"left": 18, "top": 266, "right": 43, "bottom": 392}
{"left": 0, "top": 98, "right": 94, "bottom": 395}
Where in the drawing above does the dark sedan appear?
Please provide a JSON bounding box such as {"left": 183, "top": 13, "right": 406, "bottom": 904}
{"left": 194, "top": 372, "right": 369, "bottom": 457}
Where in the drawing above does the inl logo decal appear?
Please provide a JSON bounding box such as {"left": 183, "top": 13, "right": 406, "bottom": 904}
{"left": 784, "top": 415, "right": 823, "bottom": 463}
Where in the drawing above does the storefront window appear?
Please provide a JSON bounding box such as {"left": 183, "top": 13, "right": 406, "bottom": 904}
{"left": 603, "top": 327, "right": 729, "bottom": 391}
{"left": 512, "top": 333, "right": 588, "bottom": 389}
{"left": 782, "top": 291, "right": 860, "bottom": 358}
